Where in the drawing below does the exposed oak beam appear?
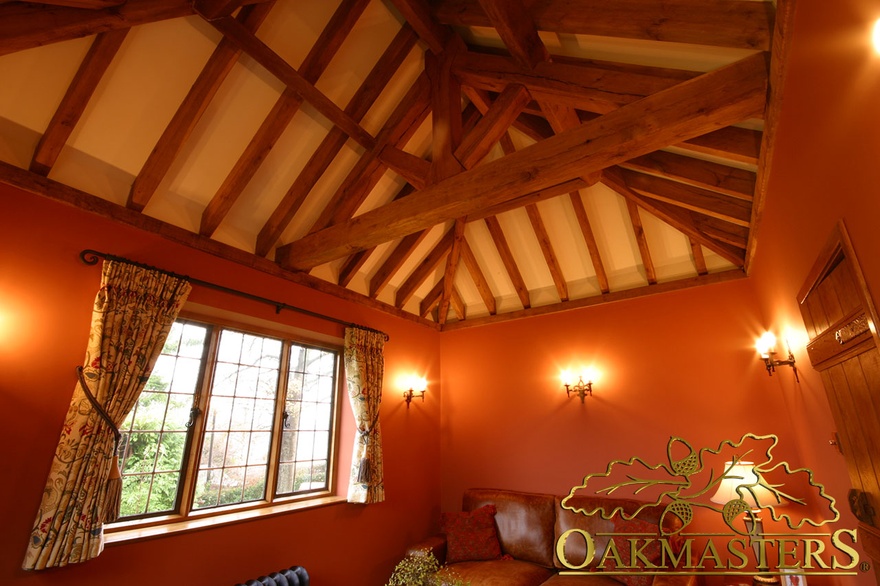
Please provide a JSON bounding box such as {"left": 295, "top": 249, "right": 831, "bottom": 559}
{"left": 678, "top": 126, "right": 762, "bottom": 165}
{"left": 378, "top": 146, "right": 430, "bottom": 190}
{"left": 0, "top": 160, "right": 437, "bottom": 330}
{"left": 0, "top": 0, "right": 192, "bottom": 56}
{"left": 210, "top": 15, "right": 376, "bottom": 151}
{"left": 689, "top": 238, "right": 709, "bottom": 275}
{"left": 626, "top": 199, "right": 657, "bottom": 285}
{"left": 454, "top": 84, "right": 531, "bottom": 170}
{"left": 525, "top": 204, "right": 568, "bottom": 301}
{"left": 426, "top": 40, "right": 465, "bottom": 183}
{"left": 395, "top": 229, "right": 454, "bottom": 309}
{"left": 370, "top": 230, "right": 430, "bottom": 298}
{"left": 441, "top": 270, "right": 747, "bottom": 331}
{"left": 484, "top": 216, "right": 530, "bottom": 309}
{"left": 127, "top": 4, "right": 273, "bottom": 212}
{"left": 619, "top": 150, "right": 756, "bottom": 200}
{"left": 385, "top": 0, "right": 450, "bottom": 54}
{"left": 568, "top": 191, "right": 609, "bottom": 294}
{"left": 277, "top": 53, "right": 768, "bottom": 270}
{"left": 477, "top": 0, "right": 549, "bottom": 68}
{"left": 459, "top": 239, "right": 497, "bottom": 315}
{"left": 254, "top": 27, "right": 419, "bottom": 257}
{"left": 602, "top": 167, "right": 746, "bottom": 266}
{"left": 432, "top": 0, "right": 774, "bottom": 50}
{"left": 199, "top": 0, "right": 369, "bottom": 236}
{"left": 454, "top": 51, "right": 695, "bottom": 115}
{"left": 193, "top": 0, "right": 272, "bottom": 20}
{"left": 438, "top": 220, "right": 466, "bottom": 324}
{"left": 746, "top": 0, "right": 796, "bottom": 273}
{"left": 307, "top": 75, "right": 431, "bottom": 234}
{"left": 30, "top": 29, "right": 129, "bottom": 176}
{"left": 619, "top": 167, "right": 752, "bottom": 227}
{"left": 23, "top": 0, "right": 125, "bottom": 7}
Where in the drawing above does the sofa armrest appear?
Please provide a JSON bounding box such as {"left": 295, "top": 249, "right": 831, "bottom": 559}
{"left": 652, "top": 573, "right": 697, "bottom": 586}
{"left": 406, "top": 534, "right": 448, "bottom": 565}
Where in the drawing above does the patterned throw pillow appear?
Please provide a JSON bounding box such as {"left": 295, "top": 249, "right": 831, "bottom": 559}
{"left": 440, "top": 504, "right": 503, "bottom": 563}
{"left": 603, "top": 517, "right": 663, "bottom": 586}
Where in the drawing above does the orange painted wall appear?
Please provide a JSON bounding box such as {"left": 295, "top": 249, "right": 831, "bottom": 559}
{"left": 746, "top": 1, "right": 880, "bottom": 584}
{"left": 438, "top": 279, "right": 796, "bottom": 517}
{"left": 0, "top": 186, "right": 442, "bottom": 585}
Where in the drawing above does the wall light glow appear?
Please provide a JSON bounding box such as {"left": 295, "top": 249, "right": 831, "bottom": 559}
{"left": 873, "top": 18, "right": 880, "bottom": 54}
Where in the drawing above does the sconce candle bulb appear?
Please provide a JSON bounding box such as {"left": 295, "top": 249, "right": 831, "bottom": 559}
{"left": 756, "top": 332, "right": 798, "bottom": 382}
{"left": 403, "top": 376, "right": 427, "bottom": 408}
{"left": 562, "top": 369, "right": 594, "bottom": 403}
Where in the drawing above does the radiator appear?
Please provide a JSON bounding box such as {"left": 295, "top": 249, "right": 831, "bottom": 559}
{"left": 235, "top": 565, "right": 309, "bottom": 586}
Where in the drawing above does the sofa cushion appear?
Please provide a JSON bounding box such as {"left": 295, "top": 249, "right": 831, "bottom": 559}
{"left": 543, "top": 572, "right": 624, "bottom": 586}
{"left": 554, "top": 496, "right": 670, "bottom": 571}
{"left": 440, "top": 504, "right": 503, "bottom": 563}
{"left": 439, "top": 558, "right": 555, "bottom": 586}
{"left": 605, "top": 517, "right": 662, "bottom": 586}
{"left": 463, "top": 488, "right": 557, "bottom": 568}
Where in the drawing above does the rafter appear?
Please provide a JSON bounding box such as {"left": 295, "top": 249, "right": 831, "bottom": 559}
{"left": 432, "top": 0, "right": 774, "bottom": 50}
{"left": 396, "top": 229, "right": 454, "bottom": 309}
{"left": 426, "top": 40, "right": 466, "bottom": 183}
{"left": 385, "top": 0, "right": 450, "bottom": 54}
{"left": 678, "top": 126, "right": 762, "bottom": 165}
{"left": 307, "top": 75, "right": 431, "bottom": 234}
{"left": 689, "top": 238, "right": 709, "bottom": 275}
{"left": 601, "top": 167, "right": 746, "bottom": 266}
{"left": 370, "top": 230, "right": 430, "bottom": 298}
{"left": 276, "top": 52, "right": 768, "bottom": 270}
{"left": 438, "top": 220, "right": 467, "bottom": 324}
{"left": 454, "top": 51, "right": 696, "bottom": 116}
{"left": 0, "top": 0, "right": 193, "bottom": 56}
{"left": 618, "top": 167, "right": 752, "bottom": 227}
{"left": 338, "top": 184, "right": 417, "bottom": 289}
{"left": 626, "top": 200, "right": 657, "bottom": 285}
{"left": 459, "top": 239, "right": 497, "bottom": 315}
{"left": 209, "top": 15, "right": 376, "bottom": 151}
{"left": 484, "top": 216, "right": 530, "bottom": 309}
{"left": 127, "top": 3, "right": 273, "bottom": 212}
{"left": 30, "top": 29, "right": 129, "bottom": 176}
{"left": 477, "top": 0, "right": 549, "bottom": 68}
{"left": 568, "top": 192, "right": 609, "bottom": 294}
{"left": 199, "top": 0, "right": 370, "bottom": 236}
{"left": 454, "top": 84, "right": 531, "bottom": 169}
{"left": 619, "top": 150, "right": 756, "bottom": 200}
{"left": 526, "top": 204, "right": 568, "bottom": 301}
{"left": 253, "top": 27, "right": 419, "bottom": 257}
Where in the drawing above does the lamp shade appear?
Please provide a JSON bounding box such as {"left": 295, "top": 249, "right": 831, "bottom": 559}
{"left": 710, "top": 461, "right": 783, "bottom": 510}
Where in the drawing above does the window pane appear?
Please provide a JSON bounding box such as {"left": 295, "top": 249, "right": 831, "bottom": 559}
{"left": 194, "top": 329, "right": 280, "bottom": 510}
{"left": 115, "top": 321, "right": 208, "bottom": 520}
{"left": 276, "top": 344, "right": 337, "bottom": 497}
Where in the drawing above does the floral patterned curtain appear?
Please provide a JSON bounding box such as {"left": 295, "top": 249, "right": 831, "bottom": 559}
{"left": 344, "top": 327, "right": 386, "bottom": 504}
{"left": 23, "top": 260, "right": 191, "bottom": 570}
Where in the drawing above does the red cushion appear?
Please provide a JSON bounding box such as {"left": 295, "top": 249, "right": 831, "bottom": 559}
{"left": 603, "top": 517, "right": 662, "bottom": 586}
{"left": 440, "top": 504, "right": 504, "bottom": 563}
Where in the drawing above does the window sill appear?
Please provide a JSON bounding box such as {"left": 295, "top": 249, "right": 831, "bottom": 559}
{"left": 104, "top": 495, "right": 348, "bottom": 544}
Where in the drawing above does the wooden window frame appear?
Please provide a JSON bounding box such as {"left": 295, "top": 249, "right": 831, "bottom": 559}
{"left": 105, "top": 307, "right": 347, "bottom": 542}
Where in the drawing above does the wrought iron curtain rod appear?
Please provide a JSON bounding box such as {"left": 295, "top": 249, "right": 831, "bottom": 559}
{"left": 79, "top": 249, "right": 389, "bottom": 341}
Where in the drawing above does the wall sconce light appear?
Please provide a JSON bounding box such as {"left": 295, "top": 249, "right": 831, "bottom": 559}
{"left": 403, "top": 376, "right": 427, "bottom": 408}
{"left": 756, "top": 332, "right": 798, "bottom": 382}
{"left": 561, "top": 368, "right": 596, "bottom": 403}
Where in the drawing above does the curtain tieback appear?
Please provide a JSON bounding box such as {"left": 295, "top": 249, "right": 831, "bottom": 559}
{"left": 76, "top": 366, "right": 121, "bottom": 446}
{"left": 76, "top": 365, "right": 123, "bottom": 523}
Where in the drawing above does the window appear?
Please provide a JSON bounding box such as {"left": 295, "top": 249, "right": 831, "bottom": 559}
{"left": 114, "top": 318, "right": 341, "bottom": 524}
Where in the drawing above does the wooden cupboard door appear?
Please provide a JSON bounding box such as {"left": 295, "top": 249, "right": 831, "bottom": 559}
{"left": 798, "top": 222, "right": 880, "bottom": 571}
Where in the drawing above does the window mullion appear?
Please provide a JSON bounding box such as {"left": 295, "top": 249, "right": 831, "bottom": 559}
{"left": 178, "top": 325, "right": 220, "bottom": 516}
{"left": 265, "top": 340, "right": 291, "bottom": 503}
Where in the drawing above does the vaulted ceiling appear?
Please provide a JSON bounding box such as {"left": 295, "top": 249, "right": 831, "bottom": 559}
{"left": 0, "top": 0, "right": 791, "bottom": 330}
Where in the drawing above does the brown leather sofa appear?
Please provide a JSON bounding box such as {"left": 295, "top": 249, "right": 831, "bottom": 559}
{"left": 407, "top": 488, "right": 698, "bottom": 586}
